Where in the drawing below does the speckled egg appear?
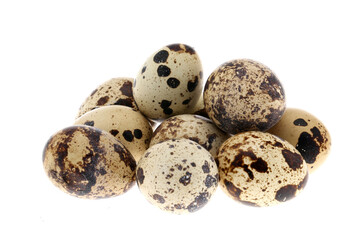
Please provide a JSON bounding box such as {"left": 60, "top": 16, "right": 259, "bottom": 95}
{"left": 204, "top": 59, "right": 286, "bottom": 134}
{"left": 267, "top": 108, "right": 331, "bottom": 173}
{"left": 74, "top": 105, "right": 153, "bottom": 163}
{"left": 43, "top": 125, "right": 136, "bottom": 199}
{"left": 217, "top": 131, "right": 308, "bottom": 207}
{"left": 150, "top": 114, "right": 229, "bottom": 158}
{"left": 77, "top": 77, "right": 137, "bottom": 118}
{"left": 136, "top": 139, "right": 218, "bottom": 214}
{"left": 134, "top": 43, "right": 203, "bottom": 120}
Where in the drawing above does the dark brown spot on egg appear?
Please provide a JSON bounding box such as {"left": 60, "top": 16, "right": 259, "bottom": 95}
{"left": 204, "top": 175, "right": 217, "bottom": 188}
{"left": 250, "top": 158, "right": 268, "bottom": 173}
{"left": 141, "top": 66, "right": 146, "bottom": 74}
{"left": 182, "top": 98, "right": 191, "bottom": 105}
{"left": 275, "top": 184, "right": 297, "bottom": 202}
{"left": 119, "top": 81, "right": 133, "bottom": 97}
{"left": 296, "top": 127, "right": 323, "bottom": 164}
{"left": 205, "top": 133, "right": 217, "bottom": 151}
{"left": 259, "top": 74, "right": 284, "bottom": 101}
{"left": 122, "top": 130, "right": 134, "bottom": 142}
{"left": 167, "top": 43, "right": 183, "bottom": 52}
{"left": 293, "top": 118, "right": 308, "bottom": 126}
{"left": 153, "top": 50, "right": 169, "bottom": 63}
{"left": 136, "top": 167, "right": 145, "bottom": 185}
{"left": 179, "top": 171, "right": 192, "bottom": 186}
{"left": 109, "top": 129, "right": 119, "bottom": 136}
{"left": 167, "top": 78, "right": 180, "bottom": 88}
{"left": 224, "top": 179, "right": 241, "bottom": 200}
{"left": 202, "top": 161, "right": 210, "bottom": 173}
{"left": 97, "top": 96, "right": 109, "bottom": 106}
{"left": 133, "top": 129, "right": 143, "bottom": 139}
{"left": 152, "top": 194, "right": 165, "bottom": 204}
{"left": 282, "top": 149, "right": 303, "bottom": 170}
{"left": 236, "top": 68, "right": 247, "bottom": 78}
{"left": 157, "top": 65, "right": 171, "bottom": 77}
{"left": 163, "top": 108, "right": 173, "bottom": 115}
{"left": 187, "top": 76, "right": 198, "bottom": 92}
{"left": 113, "top": 98, "right": 135, "bottom": 108}
{"left": 187, "top": 192, "right": 209, "bottom": 212}
{"left": 184, "top": 44, "right": 196, "bottom": 55}
{"left": 84, "top": 120, "right": 95, "bottom": 126}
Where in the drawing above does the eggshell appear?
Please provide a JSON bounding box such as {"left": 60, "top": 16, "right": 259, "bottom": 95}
{"left": 77, "top": 77, "right": 137, "bottom": 118}
{"left": 150, "top": 114, "right": 229, "bottom": 158}
{"left": 134, "top": 43, "right": 203, "bottom": 120}
{"left": 74, "top": 105, "right": 153, "bottom": 163}
{"left": 204, "top": 59, "right": 286, "bottom": 134}
{"left": 186, "top": 92, "right": 209, "bottom": 118}
{"left": 217, "top": 131, "right": 308, "bottom": 207}
{"left": 267, "top": 108, "right": 331, "bottom": 173}
{"left": 136, "top": 139, "right": 218, "bottom": 214}
{"left": 43, "top": 125, "right": 136, "bottom": 199}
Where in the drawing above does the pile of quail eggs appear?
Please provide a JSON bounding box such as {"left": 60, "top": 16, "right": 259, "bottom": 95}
{"left": 43, "top": 43, "right": 331, "bottom": 214}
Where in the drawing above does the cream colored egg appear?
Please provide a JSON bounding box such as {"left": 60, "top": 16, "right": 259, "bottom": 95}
{"left": 77, "top": 77, "right": 137, "bottom": 118}
{"left": 267, "top": 108, "right": 331, "bottom": 173}
{"left": 204, "top": 59, "right": 286, "bottom": 134}
{"left": 134, "top": 43, "right": 203, "bottom": 120}
{"left": 217, "top": 131, "right": 308, "bottom": 207}
{"left": 43, "top": 125, "right": 136, "bottom": 199}
{"left": 74, "top": 105, "right": 153, "bottom": 163}
{"left": 136, "top": 139, "right": 218, "bottom": 214}
{"left": 150, "top": 114, "right": 229, "bottom": 158}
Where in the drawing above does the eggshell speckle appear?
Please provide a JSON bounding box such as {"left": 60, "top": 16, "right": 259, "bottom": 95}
{"left": 150, "top": 114, "right": 229, "bottom": 158}
{"left": 136, "top": 139, "right": 218, "bottom": 214}
{"left": 204, "top": 59, "right": 286, "bottom": 134}
{"left": 134, "top": 43, "right": 203, "bottom": 120}
{"left": 267, "top": 108, "right": 331, "bottom": 173}
{"left": 77, "top": 77, "right": 137, "bottom": 118}
{"left": 74, "top": 105, "right": 153, "bottom": 163}
{"left": 217, "top": 131, "right": 308, "bottom": 207}
{"left": 43, "top": 125, "right": 136, "bottom": 199}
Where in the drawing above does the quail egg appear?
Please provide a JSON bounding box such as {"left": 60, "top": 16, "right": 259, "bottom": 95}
{"left": 134, "top": 43, "right": 203, "bottom": 120}
{"left": 267, "top": 108, "right": 331, "bottom": 173}
{"left": 204, "top": 59, "right": 286, "bottom": 134}
{"left": 74, "top": 105, "right": 153, "bottom": 163}
{"left": 136, "top": 139, "right": 218, "bottom": 214}
{"left": 43, "top": 125, "right": 136, "bottom": 199}
{"left": 150, "top": 114, "right": 229, "bottom": 158}
{"left": 77, "top": 77, "right": 137, "bottom": 118}
{"left": 217, "top": 131, "right": 308, "bottom": 207}
{"left": 186, "top": 92, "right": 209, "bottom": 118}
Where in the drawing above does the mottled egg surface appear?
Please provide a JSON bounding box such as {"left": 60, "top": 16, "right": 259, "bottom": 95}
{"left": 136, "top": 139, "right": 218, "bottom": 214}
{"left": 151, "top": 114, "right": 229, "bottom": 158}
{"left": 74, "top": 105, "right": 152, "bottom": 163}
{"left": 77, "top": 77, "right": 137, "bottom": 118}
{"left": 134, "top": 43, "right": 203, "bottom": 120}
{"left": 204, "top": 59, "right": 286, "bottom": 134}
{"left": 43, "top": 125, "right": 136, "bottom": 199}
{"left": 267, "top": 108, "right": 331, "bottom": 173}
{"left": 217, "top": 131, "right": 308, "bottom": 207}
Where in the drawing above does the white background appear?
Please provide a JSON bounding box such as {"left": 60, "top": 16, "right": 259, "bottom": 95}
{"left": 1, "top": 0, "right": 359, "bottom": 239}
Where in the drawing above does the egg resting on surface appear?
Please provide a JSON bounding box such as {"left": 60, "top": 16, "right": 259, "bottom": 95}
{"left": 204, "top": 59, "right": 286, "bottom": 134}
{"left": 136, "top": 139, "right": 218, "bottom": 214}
{"left": 134, "top": 43, "right": 203, "bottom": 120}
{"left": 43, "top": 125, "right": 136, "bottom": 199}
{"left": 217, "top": 131, "right": 308, "bottom": 207}
{"left": 267, "top": 108, "right": 331, "bottom": 173}
{"left": 74, "top": 105, "right": 153, "bottom": 163}
{"left": 150, "top": 114, "right": 229, "bottom": 158}
{"left": 77, "top": 77, "right": 137, "bottom": 119}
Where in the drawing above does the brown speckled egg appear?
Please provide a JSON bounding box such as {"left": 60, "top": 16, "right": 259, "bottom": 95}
{"left": 74, "top": 105, "right": 152, "bottom": 163}
{"left": 204, "top": 59, "right": 286, "bottom": 134}
{"left": 217, "top": 131, "right": 308, "bottom": 207}
{"left": 134, "top": 43, "right": 203, "bottom": 120}
{"left": 150, "top": 114, "right": 229, "bottom": 158}
{"left": 136, "top": 139, "right": 218, "bottom": 214}
{"left": 267, "top": 108, "right": 331, "bottom": 173}
{"left": 77, "top": 77, "right": 137, "bottom": 118}
{"left": 43, "top": 125, "right": 136, "bottom": 199}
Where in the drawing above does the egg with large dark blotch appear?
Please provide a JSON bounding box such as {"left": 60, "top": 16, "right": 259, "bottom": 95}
{"left": 267, "top": 108, "right": 331, "bottom": 173}
{"left": 134, "top": 43, "right": 203, "bottom": 120}
{"left": 43, "top": 125, "right": 136, "bottom": 199}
